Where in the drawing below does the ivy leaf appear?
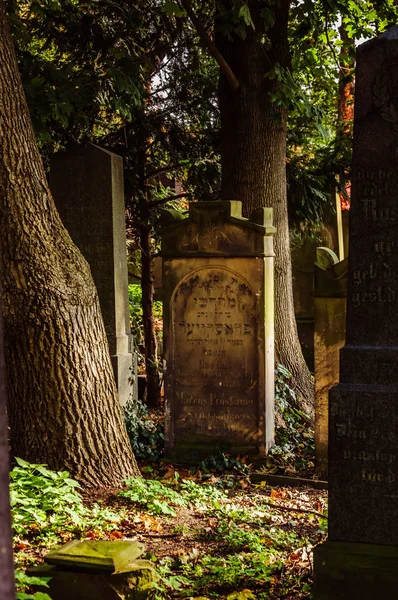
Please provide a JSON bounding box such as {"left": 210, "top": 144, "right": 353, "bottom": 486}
{"left": 238, "top": 5, "right": 254, "bottom": 29}
{"left": 162, "top": 2, "right": 185, "bottom": 17}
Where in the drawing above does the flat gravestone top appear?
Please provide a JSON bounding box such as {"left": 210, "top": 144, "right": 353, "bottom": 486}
{"left": 46, "top": 540, "right": 145, "bottom": 574}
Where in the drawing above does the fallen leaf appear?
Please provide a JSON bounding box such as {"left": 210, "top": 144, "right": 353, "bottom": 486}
{"left": 271, "top": 488, "right": 285, "bottom": 499}
{"left": 227, "top": 589, "right": 256, "bottom": 600}
{"left": 14, "top": 542, "right": 29, "bottom": 551}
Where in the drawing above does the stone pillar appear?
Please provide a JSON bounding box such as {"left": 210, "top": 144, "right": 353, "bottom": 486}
{"left": 161, "top": 201, "right": 275, "bottom": 461}
{"left": 313, "top": 248, "right": 347, "bottom": 479}
{"left": 50, "top": 144, "right": 137, "bottom": 406}
{"left": 314, "top": 27, "right": 398, "bottom": 599}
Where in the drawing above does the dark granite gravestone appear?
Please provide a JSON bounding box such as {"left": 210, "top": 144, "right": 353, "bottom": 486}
{"left": 314, "top": 26, "right": 398, "bottom": 599}
{"left": 50, "top": 144, "right": 137, "bottom": 406}
{"left": 161, "top": 201, "right": 275, "bottom": 460}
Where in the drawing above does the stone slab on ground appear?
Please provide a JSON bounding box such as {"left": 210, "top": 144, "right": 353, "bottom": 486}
{"left": 30, "top": 540, "right": 157, "bottom": 600}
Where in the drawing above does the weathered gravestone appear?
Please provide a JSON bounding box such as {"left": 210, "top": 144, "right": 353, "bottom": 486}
{"left": 313, "top": 248, "right": 347, "bottom": 479}
{"left": 314, "top": 27, "right": 398, "bottom": 599}
{"left": 30, "top": 540, "right": 157, "bottom": 600}
{"left": 50, "top": 144, "right": 137, "bottom": 406}
{"left": 161, "top": 201, "right": 275, "bottom": 460}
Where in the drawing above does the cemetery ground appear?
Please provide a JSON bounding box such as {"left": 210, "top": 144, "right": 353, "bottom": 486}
{"left": 13, "top": 398, "right": 326, "bottom": 600}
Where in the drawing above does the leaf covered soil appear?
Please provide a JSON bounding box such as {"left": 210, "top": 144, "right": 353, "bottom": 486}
{"left": 13, "top": 460, "right": 327, "bottom": 600}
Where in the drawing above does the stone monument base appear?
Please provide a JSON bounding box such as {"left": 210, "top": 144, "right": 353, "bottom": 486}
{"left": 313, "top": 540, "right": 398, "bottom": 599}
{"left": 165, "top": 441, "right": 264, "bottom": 464}
{"left": 111, "top": 353, "right": 134, "bottom": 408}
{"left": 30, "top": 563, "right": 156, "bottom": 600}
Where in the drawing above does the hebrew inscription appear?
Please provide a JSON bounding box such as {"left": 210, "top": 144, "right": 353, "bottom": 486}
{"left": 171, "top": 267, "right": 258, "bottom": 442}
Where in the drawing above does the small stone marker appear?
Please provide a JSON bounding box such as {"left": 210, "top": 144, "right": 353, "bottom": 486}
{"left": 161, "top": 201, "right": 275, "bottom": 460}
{"left": 31, "top": 540, "right": 157, "bottom": 600}
{"left": 313, "top": 248, "right": 347, "bottom": 478}
{"left": 50, "top": 144, "right": 137, "bottom": 405}
{"left": 314, "top": 26, "right": 398, "bottom": 599}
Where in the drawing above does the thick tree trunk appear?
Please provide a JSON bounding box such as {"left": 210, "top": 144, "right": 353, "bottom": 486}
{"left": 140, "top": 225, "right": 161, "bottom": 407}
{"left": 0, "top": 1, "right": 139, "bottom": 487}
{"left": 216, "top": 0, "right": 314, "bottom": 416}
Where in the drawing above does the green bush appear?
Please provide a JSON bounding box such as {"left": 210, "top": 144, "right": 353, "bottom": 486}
{"left": 15, "top": 570, "right": 51, "bottom": 600}
{"left": 11, "top": 459, "right": 123, "bottom": 543}
{"left": 270, "top": 364, "right": 314, "bottom": 471}
{"left": 10, "top": 458, "right": 85, "bottom": 541}
{"left": 124, "top": 397, "right": 164, "bottom": 461}
{"left": 128, "top": 283, "right": 163, "bottom": 347}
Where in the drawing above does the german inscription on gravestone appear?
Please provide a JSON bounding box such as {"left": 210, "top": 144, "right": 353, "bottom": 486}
{"left": 314, "top": 27, "right": 398, "bottom": 600}
{"left": 327, "top": 27, "right": 398, "bottom": 546}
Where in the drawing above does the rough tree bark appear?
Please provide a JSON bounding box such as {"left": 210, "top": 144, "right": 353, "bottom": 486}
{"left": 0, "top": 0, "right": 139, "bottom": 487}
{"left": 216, "top": 0, "right": 314, "bottom": 416}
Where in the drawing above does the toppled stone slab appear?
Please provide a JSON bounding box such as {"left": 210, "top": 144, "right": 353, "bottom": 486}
{"left": 30, "top": 540, "right": 158, "bottom": 600}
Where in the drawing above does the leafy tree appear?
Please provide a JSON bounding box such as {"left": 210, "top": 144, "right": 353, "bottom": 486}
{"left": 0, "top": 0, "right": 139, "bottom": 487}
{"left": 7, "top": 0, "right": 398, "bottom": 417}
{"left": 166, "top": 0, "right": 398, "bottom": 414}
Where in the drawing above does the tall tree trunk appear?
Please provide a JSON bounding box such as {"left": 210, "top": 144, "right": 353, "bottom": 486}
{"left": 140, "top": 224, "right": 161, "bottom": 407}
{"left": 0, "top": 0, "right": 139, "bottom": 487}
{"left": 0, "top": 285, "right": 15, "bottom": 599}
{"left": 337, "top": 23, "right": 354, "bottom": 135}
{"left": 216, "top": 0, "right": 314, "bottom": 416}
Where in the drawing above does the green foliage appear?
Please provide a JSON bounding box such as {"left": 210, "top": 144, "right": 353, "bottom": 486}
{"left": 128, "top": 284, "right": 162, "bottom": 347}
{"left": 123, "top": 396, "right": 165, "bottom": 461}
{"left": 183, "top": 551, "right": 279, "bottom": 592}
{"left": 270, "top": 365, "right": 315, "bottom": 472}
{"left": 10, "top": 458, "right": 85, "bottom": 541}
{"left": 7, "top": 0, "right": 146, "bottom": 152}
{"left": 15, "top": 569, "right": 51, "bottom": 600}
{"left": 118, "top": 477, "right": 228, "bottom": 518}
{"left": 162, "top": 2, "right": 185, "bottom": 17}
{"left": 200, "top": 451, "right": 251, "bottom": 476}
{"left": 10, "top": 459, "right": 123, "bottom": 543}
{"left": 119, "top": 477, "right": 186, "bottom": 516}
{"left": 180, "top": 479, "right": 227, "bottom": 507}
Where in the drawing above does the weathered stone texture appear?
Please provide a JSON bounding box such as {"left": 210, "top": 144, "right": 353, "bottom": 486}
{"left": 162, "top": 201, "right": 275, "bottom": 460}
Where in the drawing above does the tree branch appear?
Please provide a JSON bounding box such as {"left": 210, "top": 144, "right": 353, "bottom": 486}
{"left": 148, "top": 192, "right": 190, "bottom": 208}
{"left": 179, "top": 0, "right": 240, "bottom": 91}
{"left": 145, "top": 164, "right": 184, "bottom": 180}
